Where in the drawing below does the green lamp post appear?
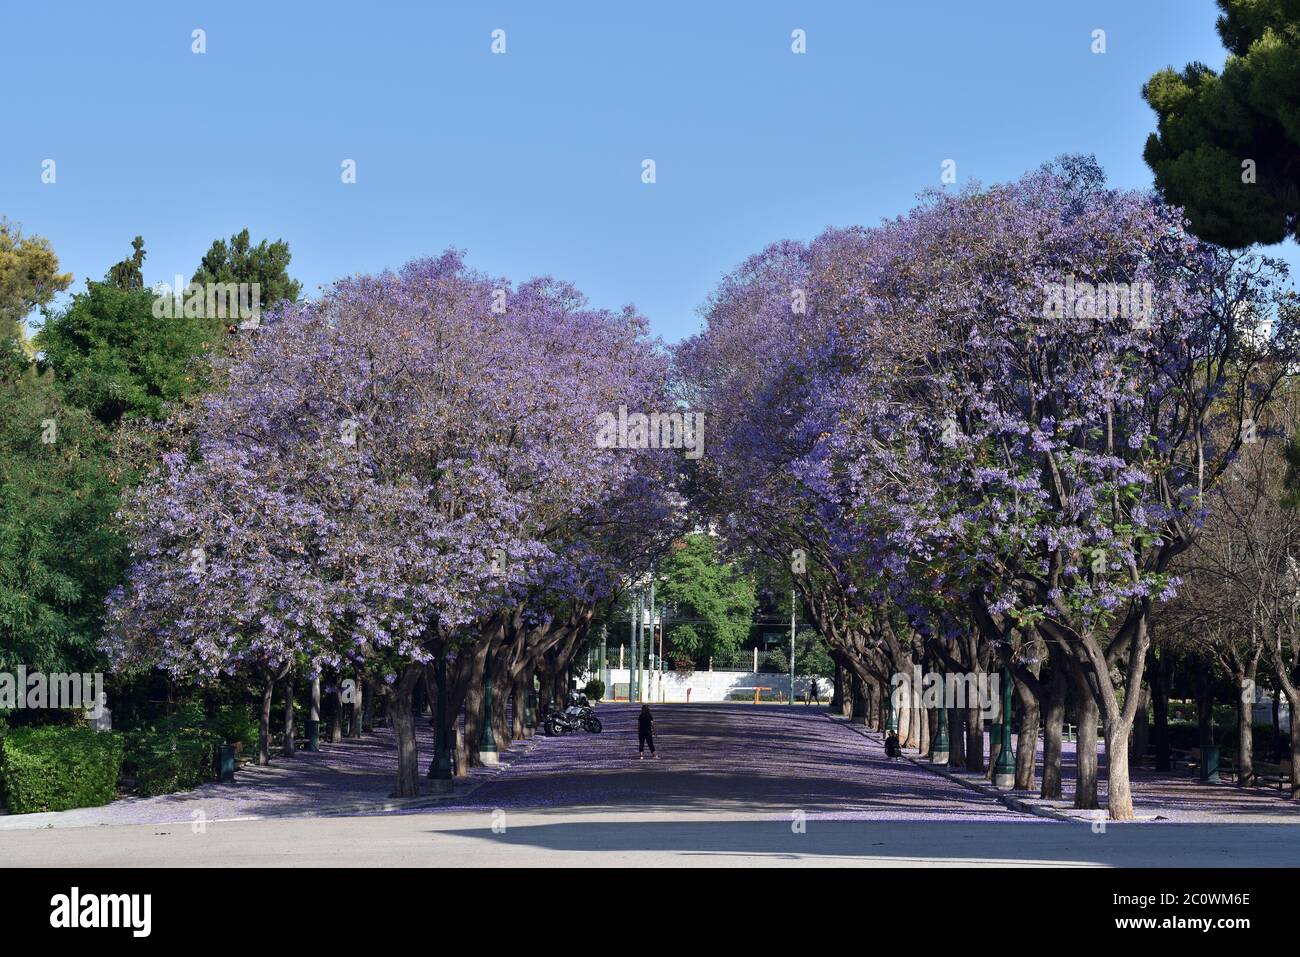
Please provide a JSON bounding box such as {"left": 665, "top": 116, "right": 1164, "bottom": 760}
{"left": 885, "top": 673, "right": 899, "bottom": 733}
{"left": 993, "top": 667, "right": 1016, "bottom": 789}
{"left": 932, "top": 675, "right": 950, "bottom": 764}
{"left": 479, "top": 655, "right": 498, "bottom": 766}
{"left": 429, "top": 653, "right": 454, "bottom": 791}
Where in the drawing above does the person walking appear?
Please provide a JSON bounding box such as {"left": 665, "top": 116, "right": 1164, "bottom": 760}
{"left": 637, "top": 704, "right": 657, "bottom": 759}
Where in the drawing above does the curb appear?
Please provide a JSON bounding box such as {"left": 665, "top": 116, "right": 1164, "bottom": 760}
{"left": 825, "top": 713, "right": 1077, "bottom": 823}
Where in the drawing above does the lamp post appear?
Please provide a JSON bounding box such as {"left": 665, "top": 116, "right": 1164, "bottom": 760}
{"left": 629, "top": 591, "right": 639, "bottom": 703}
{"left": 646, "top": 578, "right": 655, "bottom": 703}
{"left": 789, "top": 589, "right": 796, "bottom": 706}
{"left": 886, "top": 673, "right": 899, "bottom": 733}
{"left": 932, "top": 674, "right": 950, "bottom": 764}
{"left": 599, "top": 622, "right": 608, "bottom": 699}
{"left": 479, "top": 653, "right": 498, "bottom": 766}
{"left": 993, "top": 667, "right": 1016, "bottom": 789}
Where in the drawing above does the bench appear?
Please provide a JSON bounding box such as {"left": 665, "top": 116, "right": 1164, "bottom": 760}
{"left": 1257, "top": 758, "right": 1294, "bottom": 793}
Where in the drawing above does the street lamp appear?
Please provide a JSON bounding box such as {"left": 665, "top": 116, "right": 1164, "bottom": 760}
{"left": 885, "top": 673, "right": 899, "bottom": 733}
{"left": 789, "top": 589, "right": 796, "bottom": 706}
{"left": 932, "top": 673, "right": 950, "bottom": 764}
{"left": 479, "top": 653, "right": 498, "bottom": 766}
{"left": 993, "top": 666, "right": 1016, "bottom": 789}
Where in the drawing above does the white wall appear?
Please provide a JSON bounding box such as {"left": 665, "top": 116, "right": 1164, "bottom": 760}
{"left": 584, "top": 668, "right": 828, "bottom": 703}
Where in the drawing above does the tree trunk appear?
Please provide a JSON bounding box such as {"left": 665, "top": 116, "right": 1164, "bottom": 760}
{"left": 1196, "top": 662, "right": 1215, "bottom": 750}
{"left": 1015, "top": 678, "right": 1040, "bottom": 791}
{"left": 363, "top": 678, "right": 378, "bottom": 732}
{"left": 461, "top": 643, "right": 491, "bottom": 765}
{"left": 850, "top": 674, "right": 868, "bottom": 725}
{"left": 1041, "top": 666, "right": 1066, "bottom": 799}
{"left": 948, "top": 706, "right": 965, "bottom": 767}
{"left": 1104, "top": 714, "right": 1135, "bottom": 820}
{"left": 281, "top": 677, "right": 295, "bottom": 758}
{"left": 389, "top": 665, "right": 422, "bottom": 798}
{"left": 1131, "top": 678, "right": 1150, "bottom": 768}
{"left": 1151, "top": 651, "right": 1170, "bottom": 772}
{"left": 512, "top": 672, "right": 528, "bottom": 741}
{"left": 1290, "top": 693, "right": 1300, "bottom": 801}
{"left": 258, "top": 677, "right": 275, "bottom": 766}
{"left": 1074, "top": 686, "right": 1100, "bottom": 810}
{"left": 492, "top": 659, "right": 512, "bottom": 748}
{"left": 330, "top": 684, "right": 343, "bottom": 743}
{"left": 349, "top": 671, "right": 364, "bottom": 740}
{"left": 965, "top": 705, "right": 984, "bottom": 773}
{"left": 1236, "top": 668, "right": 1255, "bottom": 787}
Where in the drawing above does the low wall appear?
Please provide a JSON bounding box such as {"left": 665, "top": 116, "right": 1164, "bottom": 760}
{"left": 584, "top": 668, "right": 828, "bottom": 703}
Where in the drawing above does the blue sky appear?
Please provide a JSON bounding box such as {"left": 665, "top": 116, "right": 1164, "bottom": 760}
{"left": 4, "top": 0, "right": 1295, "bottom": 342}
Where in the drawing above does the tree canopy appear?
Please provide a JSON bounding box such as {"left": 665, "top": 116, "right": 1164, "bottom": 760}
{"left": 1143, "top": 0, "right": 1300, "bottom": 246}
{"left": 658, "top": 533, "right": 758, "bottom": 664}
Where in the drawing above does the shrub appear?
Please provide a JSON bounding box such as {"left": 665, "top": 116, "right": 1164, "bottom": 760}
{"left": 583, "top": 679, "right": 605, "bottom": 702}
{"left": 125, "top": 727, "right": 222, "bottom": 796}
{"left": 0, "top": 725, "right": 124, "bottom": 813}
{"left": 208, "top": 705, "right": 258, "bottom": 755}
{"left": 122, "top": 702, "right": 253, "bottom": 796}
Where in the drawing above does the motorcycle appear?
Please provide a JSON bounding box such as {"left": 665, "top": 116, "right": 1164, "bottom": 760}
{"left": 544, "top": 704, "right": 602, "bottom": 735}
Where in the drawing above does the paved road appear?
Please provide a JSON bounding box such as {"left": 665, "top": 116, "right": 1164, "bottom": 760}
{"left": 428, "top": 703, "right": 1042, "bottom": 820}
{"left": 2, "top": 704, "right": 1298, "bottom": 866}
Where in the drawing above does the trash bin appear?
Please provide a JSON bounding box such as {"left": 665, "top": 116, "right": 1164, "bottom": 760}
{"left": 1199, "top": 745, "right": 1220, "bottom": 782}
{"left": 217, "top": 744, "right": 237, "bottom": 782}
{"left": 306, "top": 718, "right": 320, "bottom": 752}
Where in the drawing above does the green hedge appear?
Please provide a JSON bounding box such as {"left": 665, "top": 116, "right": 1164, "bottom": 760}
{"left": 123, "top": 703, "right": 254, "bottom": 796}
{"left": 124, "top": 726, "right": 221, "bottom": 796}
{"left": 583, "top": 679, "right": 605, "bottom": 702}
{"left": 0, "top": 725, "right": 124, "bottom": 813}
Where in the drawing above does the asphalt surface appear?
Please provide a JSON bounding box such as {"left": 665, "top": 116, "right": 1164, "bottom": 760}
{"left": 2, "top": 704, "right": 1297, "bottom": 866}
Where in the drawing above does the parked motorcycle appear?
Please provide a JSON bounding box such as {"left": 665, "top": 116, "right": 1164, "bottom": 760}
{"left": 544, "top": 705, "right": 602, "bottom": 735}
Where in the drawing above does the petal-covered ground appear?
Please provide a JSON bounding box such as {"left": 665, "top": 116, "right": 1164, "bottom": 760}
{"left": 424, "top": 703, "right": 1045, "bottom": 821}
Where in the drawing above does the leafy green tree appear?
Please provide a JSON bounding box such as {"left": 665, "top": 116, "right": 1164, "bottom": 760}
{"left": 763, "top": 630, "right": 833, "bottom": 677}
{"left": 191, "top": 228, "right": 302, "bottom": 320}
{"left": 1143, "top": 0, "right": 1300, "bottom": 246}
{"left": 107, "top": 236, "right": 146, "bottom": 291}
{"left": 659, "top": 534, "right": 758, "bottom": 665}
{"left": 37, "top": 240, "right": 222, "bottom": 426}
{"left": 0, "top": 366, "right": 124, "bottom": 673}
{"left": 0, "top": 220, "right": 72, "bottom": 368}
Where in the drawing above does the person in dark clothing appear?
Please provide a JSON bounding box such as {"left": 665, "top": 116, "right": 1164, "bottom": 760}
{"left": 884, "top": 730, "right": 901, "bottom": 760}
{"left": 637, "top": 704, "right": 657, "bottom": 759}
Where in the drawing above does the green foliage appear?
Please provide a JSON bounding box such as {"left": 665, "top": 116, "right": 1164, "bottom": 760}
{"left": 37, "top": 270, "right": 222, "bottom": 426}
{"left": 659, "top": 534, "right": 758, "bottom": 664}
{"left": 1142, "top": 0, "right": 1300, "bottom": 246}
{"left": 125, "top": 728, "right": 221, "bottom": 796}
{"left": 192, "top": 228, "right": 302, "bottom": 318}
{"left": 107, "top": 236, "right": 146, "bottom": 291}
{"left": 123, "top": 703, "right": 254, "bottom": 796}
{"left": 0, "top": 368, "right": 125, "bottom": 673}
{"left": 0, "top": 219, "right": 72, "bottom": 361}
{"left": 0, "top": 725, "right": 123, "bottom": 813}
{"left": 783, "top": 628, "right": 834, "bottom": 677}
{"left": 583, "top": 678, "right": 605, "bottom": 701}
